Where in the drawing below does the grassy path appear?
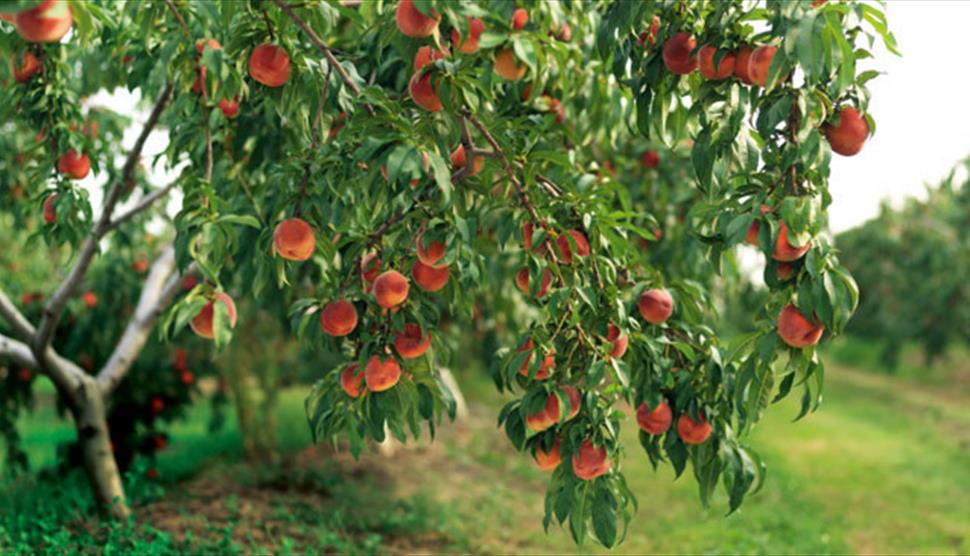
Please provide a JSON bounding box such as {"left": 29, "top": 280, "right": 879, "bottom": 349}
{"left": 6, "top": 362, "right": 970, "bottom": 554}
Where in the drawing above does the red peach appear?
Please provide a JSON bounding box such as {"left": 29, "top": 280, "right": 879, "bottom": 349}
{"left": 640, "top": 150, "right": 660, "bottom": 169}
{"left": 411, "top": 260, "right": 449, "bottom": 292}
{"left": 824, "top": 106, "right": 869, "bottom": 156}
{"left": 341, "top": 363, "right": 366, "bottom": 397}
{"left": 320, "top": 299, "right": 358, "bottom": 337}
{"left": 638, "top": 288, "right": 673, "bottom": 324}
{"left": 777, "top": 303, "right": 824, "bottom": 348}
{"left": 572, "top": 440, "right": 611, "bottom": 480}
{"left": 534, "top": 437, "right": 562, "bottom": 470}
{"left": 555, "top": 230, "right": 590, "bottom": 264}
{"left": 734, "top": 46, "right": 754, "bottom": 84}
{"left": 57, "top": 150, "right": 90, "bottom": 180}
{"left": 12, "top": 51, "right": 42, "bottom": 82}
{"left": 451, "top": 17, "right": 485, "bottom": 54}
{"left": 416, "top": 231, "right": 446, "bottom": 268}
{"left": 82, "top": 291, "right": 97, "bottom": 308}
{"left": 273, "top": 217, "right": 316, "bottom": 261}
{"left": 677, "top": 412, "right": 712, "bottom": 444}
{"left": 393, "top": 323, "right": 431, "bottom": 359}
{"left": 515, "top": 267, "right": 552, "bottom": 298}
{"left": 14, "top": 0, "right": 72, "bottom": 43}
{"left": 364, "top": 355, "right": 402, "bottom": 392}
{"left": 636, "top": 400, "right": 672, "bottom": 435}
{"left": 662, "top": 32, "right": 698, "bottom": 75}
{"left": 373, "top": 270, "right": 410, "bottom": 308}
{"left": 606, "top": 324, "right": 628, "bottom": 359}
{"left": 248, "top": 43, "right": 291, "bottom": 87}
{"left": 189, "top": 292, "right": 238, "bottom": 339}
{"left": 494, "top": 49, "right": 527, "bottom": 81}
{"left": 698, "top": 45, "right": 736, "bottom": 80}
{"left": 450, "top": 144, "right": 484, "bottom": 176}
{"left": 219, "top": 97, "right": 240, "bottom": 119}
{"left": 511, "top": 8, "right": 528, "bottom": 30}
{"left": 748, "top": 45, "right": 778, "bottom": 87}
{"left": 43, "top": 193, "right": 57, "bottom": 224}
{"left": 637, "top": 15, "right": 661, "bottom": 48}
{"left": 772, "top": 222, "right": 810, "bottom": 262}
{"left": 409, "top": 71, "right": 443, "bottom": 112}
{"left": 395, "top": 0, "right": 439, "bottom": 38}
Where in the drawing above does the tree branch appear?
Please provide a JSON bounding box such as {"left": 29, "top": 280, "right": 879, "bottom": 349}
{"left": 0, "top": 333, "right": 36, "bottom": 369}
{"left": 107, "top": 179, "right": 179, "bottom": 231}
{"left": 0, "top": 289, "right": 37, "bottom": 341}
{"left": 97, "top": 245, "right": 195, "bottom": 395}
{"left": 272, "top": 0, "right": 376, "bottom": 116}
{"left": 33, "top": 83, "right": 174, "bottom": 354}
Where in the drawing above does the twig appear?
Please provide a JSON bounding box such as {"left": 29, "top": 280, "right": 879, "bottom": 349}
{"left": 108, "top": 180, "right": 179, "bottom": 231}
{"left": 273, "top": 0, "right": 376, "bottom": 116}
{"left": 163, "top": 0, "right": 190, "bottom": 35}
{"left": 262, "top": 7, "right": 276, "bottom": 41}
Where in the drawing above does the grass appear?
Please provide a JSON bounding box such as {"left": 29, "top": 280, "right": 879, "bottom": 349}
{"left": 3, "top": 346, "right": 970, "bottom": 554}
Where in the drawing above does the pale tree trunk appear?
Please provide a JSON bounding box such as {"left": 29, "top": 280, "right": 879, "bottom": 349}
{"left": 73, "top": 377, "right": 130, "bottom": 519}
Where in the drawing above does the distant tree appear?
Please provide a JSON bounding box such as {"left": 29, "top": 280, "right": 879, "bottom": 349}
{"left": 837, "top": 157, "right": 970, "bottom": 368}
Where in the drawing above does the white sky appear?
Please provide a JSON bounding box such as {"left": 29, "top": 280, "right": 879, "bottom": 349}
{"left": 827, "top": 0, "right": 970, "bottom": 232}
{"left": 84, "top": 1, "right": 968, "bottom": 234}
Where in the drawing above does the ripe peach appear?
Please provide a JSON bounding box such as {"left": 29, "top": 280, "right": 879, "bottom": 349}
{"left": 340, "top": 363, "right": 365, "bottom": 397}
{"left": 395, "top": 0, "right": 439, "bottom": 38}
{"left": 416, "top": 231, "right": 446, "bottom": 268}
{"left": 411, "top": 260, "right": 449, "bottom": 292}
{"left": 698, "top": 45, "right": 736, "bottom": 80}
{"left": 451, "top": 17, "right": 485, "bottom": 54}
{"left": 394, "top": 323, "right": 431, "bottom": 359}
{"left": 543, "top": 96, "right": 565, "bottom": 124}
{"left": 555, "top": 230, "right": 590, "bottom": 264}
{"left": 606, "top": 324, "right": 628, "bottom": 359}
{"left": 12, "top": 51, "right": 42, "bottom": 82}
{"left": 734, "top": 46, "right": 754, "bottom": 84}
{"left": 515, "top": 267, "right": 552, "bottom": 298}
{"left": 189, "top": 292, "right": 238, "bottom": 339}
{"left": 248, "top": 43, "right": 291, "bottom": 87}
{"left": 273, "top": 217, "right": 316, "bottom": 261}
{"left": 745, "top": 204, "right": 772, "bottom": 246}
{"left": 748, "top": 45, "right": 778, "bottom": 87}
{"left": 320, "top": 299, "right": 358, "bottom": 337}
{"left": 373, "top": 270, "right": 410, "bottom": 308}
{"left": 637, "top": 15, "right": 661, "bottom": 48}
{"left": 494, "top": 49, "right": 527, "bottom": 81}
{"left": 409, "top": 71, "right": 443, "bottom": 112}
{"left": 824, "top": 106, "right": 869, "bottom": 156}
{"left": 572, "top": 440, "right": 611, "bottom": 480}
{"left": 43, "top": 193, "right": 57, "bottom": 224}
{"left": 777, "top": 303, "right": 824, "bottom": 348}
{"left": 450, "top": 144, "right": 484, "bottom": 176}
{"left": 413, "top": 45, "right": 447, "bottom": 71}
{"left": 219, "top": 97, "right": 240, "bottom": 119}
{"left": 640, "top": 150, "right": 660, "bottom": 169}
{"left": 132, "top": 259, "right": 149, "bottom": 273}
{"left": 150, "top": 396, "right": 165, "bottom": 415}
{"left": 534, "top": 438, "right": 562, "bottom": 470}
{"left": 196, "top": 38, "right": 221, "bottom": 54}
{"left": 57, "top": 150, "right": 90, "bottom": 180}
{"left": 14, "top": 0, "right": 72, "bottom": 43}
{"left": 511, "top": 8, "right": 528, "bottom": 30}
{"left": 772, "top": 222, "right": 810, "bottom": 262}
{"left": 636, "top": 400, "right": 672, "bottom": 435}
{"left": 522, "top": 222, "right": 548, "bottom": 253}
{"left": 662, "top": 32, "right": 698, "bottom": 75}
{"left": 516, "top": 339, "right": 554, "bottom": 380}
{"left": 82, "top": 291, "right": 97, "bottom": 308}
{"left": 180, "top": 370, "right": 195, "bottom": 385}
{"left": 777, "top": 262, "right": 794, "bottom": 281}
{"left": 638, "top": 288, "right": 674, "bottom": 324}
{"left": 364, "top": 355, "right": 402, "bottom": 392}
{"left": 677, "top": 412, "right": 712, "bottom": 444}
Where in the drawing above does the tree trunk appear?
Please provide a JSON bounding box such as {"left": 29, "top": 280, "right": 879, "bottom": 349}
{"left": 73, "top": 377, "right": 130, "bottom": 519}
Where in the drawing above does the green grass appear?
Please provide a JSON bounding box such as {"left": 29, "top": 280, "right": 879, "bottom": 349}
{"left": 4, "top": 350, "right": 970, "bottom": 554}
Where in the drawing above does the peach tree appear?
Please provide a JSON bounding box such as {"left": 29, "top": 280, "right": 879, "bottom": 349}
{"left": 0, "top": 0, "right": 895, "bottom": 547}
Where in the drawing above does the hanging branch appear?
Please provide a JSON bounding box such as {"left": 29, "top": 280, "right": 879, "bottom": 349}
{"left": 272, "top": 0, "right": 376, "bottom": 116}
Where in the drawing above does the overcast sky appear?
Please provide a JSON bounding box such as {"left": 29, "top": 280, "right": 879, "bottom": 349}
{"left": 88, "top": 1, "right": 969, "bottom": 234}
{"left": 827, "top": 0, "right": 970, "bottom": 232}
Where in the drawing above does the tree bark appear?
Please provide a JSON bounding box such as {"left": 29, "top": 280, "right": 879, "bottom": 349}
{"left": 72, "top": 375, "right": 130, "bottom": 519}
